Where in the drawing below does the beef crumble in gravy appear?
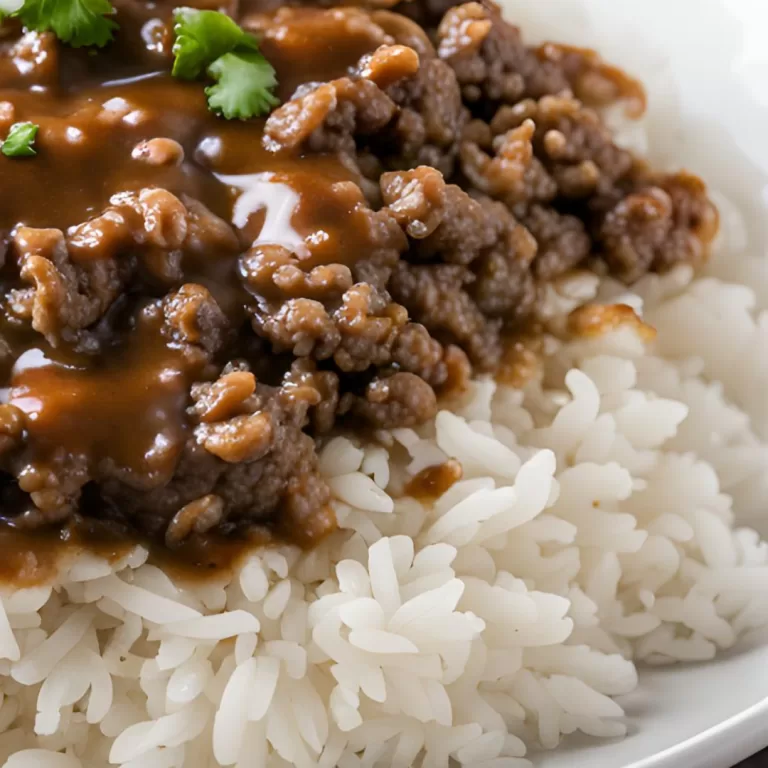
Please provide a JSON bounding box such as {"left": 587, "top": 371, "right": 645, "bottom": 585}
{"left": 0, "top": 0, "right": 718, "bottom": 578}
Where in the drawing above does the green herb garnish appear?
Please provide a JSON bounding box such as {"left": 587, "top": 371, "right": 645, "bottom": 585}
{"left": 205, "top": 51, "right": 279, "bottom": 120}
{"left": 172, "top": 8, "right": 279, "bottom": 120}
{"left": 2, "top": 122, "right": 39, "bottom": 157}
{"left": 171, "top": 8, "right": 258, "bottom": 79}
{"left": 13, "top": 0, "right": 117, "bottom": 48}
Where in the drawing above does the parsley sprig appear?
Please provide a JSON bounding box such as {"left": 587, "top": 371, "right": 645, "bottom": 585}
{"left": 1, "top": 122, "right": 39, "bottom": 157}
{"left": 0, "top": 3, "right": 279, "bottom": 121}
{"left": 206, "top": 51, "right": 279, "bottom": 120}
{"left": 172, "top": 8, "right": 279, "bottom": 120}
{"left": 8, "top": 0, "right": 117, "bottom": 48}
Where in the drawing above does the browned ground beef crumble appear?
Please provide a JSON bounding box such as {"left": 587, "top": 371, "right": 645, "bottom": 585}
{"left": 0, "top": 0, "right": 718, "bottom": 555}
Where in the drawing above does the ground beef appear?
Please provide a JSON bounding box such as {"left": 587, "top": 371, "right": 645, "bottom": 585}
{"left": 0, "top": 0, "right": 718, "bottom": 553}
{"left": 9, "top": 226, "right": 128, "bottom": 350}
{"left": 379, "top": 55, "right": 468, "bottom": 175}
{"left": 458, "top": 118, "right": 558, "bottom": 209}
{"left": 340, "top": 371, "right": 438, "bottom": 428}
{"left": 390, "top": 260, "right": 502, "bottom": 369}
{"left": 434, "top": 2, "right": 571, "bottom": 110}
{"left": 381, "top": 166, "right": 539, "bottom": 363}
{"left": 161, "top": 284, "right": 230, "bottom": 363}
{"left": 522, "top": 204, "right": 591, "bottom": 280}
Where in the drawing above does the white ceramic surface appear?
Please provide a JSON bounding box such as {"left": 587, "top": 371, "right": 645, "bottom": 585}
{"left": 494, "top": 0, "right": 768, "bottom": 766}
{"left": 538, "top": 628, "right": 768, "bottom": 768}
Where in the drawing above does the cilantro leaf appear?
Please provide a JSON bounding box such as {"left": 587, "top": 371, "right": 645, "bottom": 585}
{"left": 205, "top": 51, "right": 279, "bottom": 120}
{"left": 172, "top": 7, "right": 258, "bottom": 80}
{"left": 171, "top": 10, "right": 279, "bottom": 120}
{"left": 2, "top": 121, "right": 39, "bottom": 157}
{"left": 15, "top": 0, "right": 117, "bottom": 48}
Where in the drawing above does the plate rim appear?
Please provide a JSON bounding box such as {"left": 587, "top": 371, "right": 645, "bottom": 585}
{"left": 629, "top": 685, "right": 768, "bottom": 768}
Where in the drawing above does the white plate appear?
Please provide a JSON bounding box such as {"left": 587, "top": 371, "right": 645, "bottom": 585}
{"left": 538, "top": 628, "right": 768, "bottom": 768}
{"left": 495, "top": 0, "right": 768, "bottom": 765}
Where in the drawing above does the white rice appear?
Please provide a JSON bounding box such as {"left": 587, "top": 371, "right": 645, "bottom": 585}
{"left": 3, "top": 3, "right": 768, "bottom": 768}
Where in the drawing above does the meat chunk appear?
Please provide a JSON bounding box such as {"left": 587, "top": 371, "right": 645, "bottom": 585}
{"left": 459, "top": 118, "right": 557, "bottom": 209}
{"left": 10, "top": 227, "right": 127, "bottom": 348}
{"left": 595, "top": 173, "right": 718, "bottom": 281}
{"left": 341, "top": 372, "right": 438, "bottom": 428}
{"left": 390, "top": 261, "right": 502, "bottom": 369}
{"left": 161, "top": 284, "right": 230, "bottom": 361}
{"left": 381, "top": 166, "right": 502, "bottom": 266}
{"left": 264, "top": 76, "right": 397, "bottom": 155}
{"left": 522, "top": 204, "right": 591, "bottom": 280}
{"left": 436, "top": 2, "right": 569, "bottom": 108}
{"left": 382, "top": 166, "right": 541, "bottom": 359}
{"left": 165, "top": 494, "right": 225, "bottom": 548}
{"left": 99, "top": 360, "right": 338, "bottom": 541}
{"left": 382, "top": 56, "right": 468, "bottom": 174}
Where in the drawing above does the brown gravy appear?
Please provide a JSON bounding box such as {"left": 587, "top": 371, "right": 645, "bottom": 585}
{"left": 404, "top": 460, "right": 463, "bottom": 502}
{"left": 0, "top": 519, "right": 130, "bottom": 587}
{"left": 0, "top": 517, "right": 276, "bottom": 586}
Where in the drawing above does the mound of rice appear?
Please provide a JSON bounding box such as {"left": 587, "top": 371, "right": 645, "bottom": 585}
{"left": 1, "top": 247, "right": 767, "bottom": 768}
